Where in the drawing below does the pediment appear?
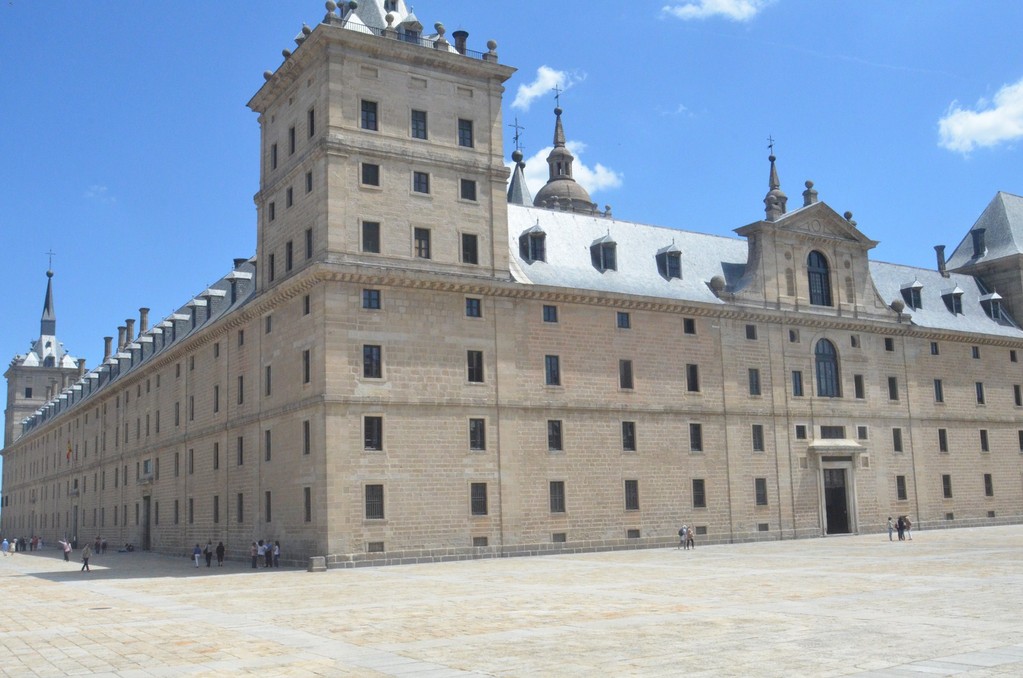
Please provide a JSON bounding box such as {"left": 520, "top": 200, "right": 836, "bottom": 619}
{"left": 737, "top": 202, "right": 878, "bottom": 250}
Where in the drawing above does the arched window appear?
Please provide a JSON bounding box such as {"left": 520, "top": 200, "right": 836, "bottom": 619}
{"left": 807, "top": 250, "right": 832, "bottom": 306}
{"left": 815, "top": 339, "right": 841, "bottom": 397}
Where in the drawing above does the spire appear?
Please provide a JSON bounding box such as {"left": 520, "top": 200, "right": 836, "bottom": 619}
{"left": 764, "top": 154, "right": 788, "bottom": 221}
{"left": 40, "top": 268, "right": 56, "bottom": 337}
{"left": 507, "top": 150, "right": 533, "bottom": 205}
{"left": 553, "top": 106, "right": 566, "bottom": 147}
{"left": 533, "top": 105, "right": 595, "bottom": 213}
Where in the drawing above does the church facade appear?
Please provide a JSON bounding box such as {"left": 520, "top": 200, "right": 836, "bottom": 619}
{"left": 4, "top": 1, "right": 1023, "bottom": 566}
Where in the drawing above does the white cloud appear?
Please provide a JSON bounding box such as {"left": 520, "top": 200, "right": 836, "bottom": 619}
{"left": 938, "top": 77, "right": 1023, "bottom": 153}
{"left": 662, "top": 0, "right": 772, "bottom": 22}
{"left": 512, "top": 66, "right": 585, "bottom": 111}
{"left": 84, "top": 185, "right": 116, "bottom": 204}
{"left": 514, "top": 142, "right": 623, "bottom": 200}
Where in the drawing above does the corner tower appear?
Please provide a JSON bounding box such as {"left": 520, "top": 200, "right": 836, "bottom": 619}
{"left": 4, "top": 269, "right": 81, "bottom": 446}
{"left": 247, "top": 1, "right": 516, "bottom": 289}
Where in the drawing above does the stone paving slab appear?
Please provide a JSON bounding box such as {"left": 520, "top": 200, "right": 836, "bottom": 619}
{"left": 1, "top": 525, "right": 1022, "bottom": 676}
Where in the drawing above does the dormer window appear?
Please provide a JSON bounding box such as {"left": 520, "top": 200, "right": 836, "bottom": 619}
{"left": 900, "top": 280, "right": 923, "bottom": 310}
{"left": 518, "top": 226, "right": 546, "bottom": 263}
{"left": 807, "top": 250, "right": 832, "bottom": 306}
{"left": 942, "top": 286, "right": 964, "bottom": 315}
{"left": 980, "top": 292, "right": 1004, "bottom": 323}
{"left": 403, "top": 29, "right": 419, "bottom": 43}
{"left": 385, "top": 1, "right": 397, "bottom": 11}
{"left": 656, "top": 245, "right": 682, "bottom": 280}
{"left": 590, "top": 235, "right": 617, "bottom": 272}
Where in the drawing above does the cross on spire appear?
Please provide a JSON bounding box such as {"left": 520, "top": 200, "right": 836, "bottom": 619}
{"left": 767, "top": 135, "right": 775, "bottom": 156}
{"left": 509, "top": 117, "right": 525, "bottom": 152}
{"left": 45, "top": 249, "right": 56, "bottom": 270}
{"left": 552, "top": 84, "right": 563, "bottom": 108}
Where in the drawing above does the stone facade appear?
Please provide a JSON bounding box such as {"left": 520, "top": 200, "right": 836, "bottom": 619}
{"left": 3, "top": 2, "right": 1023, "bottom": 565}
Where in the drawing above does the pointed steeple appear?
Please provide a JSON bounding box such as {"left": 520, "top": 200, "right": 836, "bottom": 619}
{"left": 40, "top": 269, "right": 56, "bottom": 337}
{"left": 507, "top": 150, "right": 533, "bottom": 205}
{"left": 764, "top": 154, "right": 788, "bottom": 221}
{"left": 533, "top": 106, "right": 595, "bottom": 214}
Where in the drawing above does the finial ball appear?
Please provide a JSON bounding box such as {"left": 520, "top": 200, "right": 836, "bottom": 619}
{"left": 805, "top": 180, "right": 814, "bottom": 188}
{"left": 554, "top": 107, "right": 562, "bottom": 116}
{"left": 844, "top": 211, "right": 853, "bottom": 220}
{"left": 325, "top": 1, "right": 336, "bottom": 11}
{"left": 512, "top": 149, "right": 523, "bottom": 163}
{"left": 263, "top": 70, "right": 273, "bottom": 80}
{"left": 487, "top": 40, "right": 497, "bottom": 50}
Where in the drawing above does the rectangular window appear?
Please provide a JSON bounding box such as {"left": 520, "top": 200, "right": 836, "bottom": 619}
{"left": 984, "top": 473, "right": 994, "bottom": 497}
{"left": 361, "top": 221, "right": 381, "bottom": 253}
{"left": 411, "top": 109, "right": 427, "bottom": 139}
{"left": 1019, "top": 430, "right": 1023, "bottom": 451}
{"left": 213, "top": 495, "right": 220, "bottom": 524}
{"left": 264, "top": 491, "right": 272, "bottom": 523}
{"left": 302, "top": 349, "right": 311, "bottom": 384}
{"left": 683, "top": 317, "right": 696, "bottom": 335}
{"left": 976, "top": 381, "right": 985, "bottom": 404}
{"left": 264, "top": 429, "right": 272, "bottom": 462}
{"left": 854, "top": 374, "right": 865, "bottom": 399}
{"left": 619, "top": 359, "right": 634, "bottom": 389}
{"left": 752, "top": 424, "right": 765, "bottom": 452}
{"left": 547, "top": 420, "right": 563, "bottom": 451}
{"left": 412, "top": 171, "right": 430, "bottom": 194}
{"left": 686, "top": 364, "right": 700, "bottom": 392}
{"left": 458, "top": 118, "right": 474, "bottom": 147}
{"left": 288, "top": 126, "right": 296, "bottom": 154}
{"left": 544, "top": 355, "right": 561, "bottom": 386}
{"left": 237, "top": 436, "right": 244, "bottom": 465}
{"left": 469, "top": 418, "right": 486, "bottom": 451}
{"left": 363, "top": 345, "right": 382, "bottom": 378}
{"left": 236, "top": 493, "right": 243, "bottom": 523}
{"left": 286, "top": 187, "right": 294, "bottom": 209}
{"left": 188, "top": 497, "right": 194, "bottom": 524}
{"left": 306, "top": 172, "right": 313, "bottom": 195}
{"left": 748, "top": 368, "right": 762, "bottom": 396}
{"left": 188, "top": 448, "right": 194, "bottom": 474}
{"left": 470, "top": 483, "right": 488, "bottom": 515}
{"left": 617, "top": 311, "right": 631, "bottom": 329}
{"left": 304, "top": 487, "right": 312, "bottom": 522}
{"left": 887, "top": 376, "right": 899, "bottom": 401}
{"left": 361, "top": 162, "right": 380, "bottom": 186}
{"left": 934, "top": 379, "right": 944, "bottom": 403}
{"left": 892, "top": 428, "right": 903, "bottom": 453}
{"left": 265, "top": 315, "right": 272, "bottom": 333}
{"left": 467, "top": 350, "right": 485, "bottom": 383}
{"left": 542, "top": 304, "right": 558, "bottom": 323}
{"left": 972, "top": 345, "right": 980, "bottom": 359}
{"left": 238, "top": 329, "right": 245, "bottom": 346}
{"left": 461, "top": 233, "right": 479, "bottom": 264}
{"left": 414, "top": 227, "right": 431, "bottom": 258}
{"left": 795, "top": 424, "right": 807, "bottom": 440}
{"left": 622, "top": 421, "right": 637, "bottom": 451}
{"left": 689, "top": 423, "right": 703, "bottom": 451}
{"left": 754, "top": 478, "right": 768, "bottom": 506}
{"left": 360, "top": 100, "right": 378, "bottom": 130}
{"left": 896, "top": 475, "right": 908, "bottom": 501}
{"left": 213, "top": 385, "right": 220, "bottom": 413}
{"left": 1012, "top": 349, "right": 1018, "bottom": 363}
{"left": 364, "top": 416, "right": 383, "bottom": 451}
{"left": 792, "top": 370, "right": 804, "bottom": 397}
{"left": 365, "top": 484, "right": 384, "bottom": 519}
{"left": 942, "top": 474, "right": 953, "bottom": 498}
{"left": 265, "top": 365, "right": 272, "bottom": 396}
{"left": 980, "top": 429, "right": 989, "bottom": 452}
{"left": 938, "top": 428, "right": 948, "bottom": 452}
{"left": 271, "top": 143, "right": 278, "bottom": 170}
{"left": 745, "top": 324, "right": 758, "bottom": 340}
{"left": 692, "top": 478, "right": 706, "bottom": 508}
{"left": 884, "top": 337, "right": 895, "bottom": 351}
{"left": 174, "top": 500, "right": 180, "bottom": 525}
{"left": 549, "top": 481, "right": 566, "bottom": 513}
{"left": 303, "top": 420, "right": 311, "bottom": 455}
{"left": 820, "top": 426, "right": 845, "bottom": 439}
{"left": 465, "top": 297, "right": 482, "bottom": 318}
{"left": 269, "top": 202, "right": 276, "bottom": 223}
{"left": 213, "top": 442, "right": 220, "bottom": 470}
{"left": 460, "top": 178, "right": 477, "bottom": 201}
{"left": 624, "top": 479, "right": 640, "bottom": 511}
{"left": 930, "top": 341, "right": 939, "bottom": 355}
{"left": 1015, "top": 384, "right": 1022, "bottom": 407}
{"left": 362, "top": 288, "right": 381, "bottom": 310}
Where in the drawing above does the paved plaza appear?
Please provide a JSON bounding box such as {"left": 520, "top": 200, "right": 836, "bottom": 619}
{"left": 1, "top": 526, "right": 1022, "bottom": 676}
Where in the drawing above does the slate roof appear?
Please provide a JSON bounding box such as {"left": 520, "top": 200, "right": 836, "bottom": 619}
{"left": 947, "top": 192, "right": 1023, "bottom": 269}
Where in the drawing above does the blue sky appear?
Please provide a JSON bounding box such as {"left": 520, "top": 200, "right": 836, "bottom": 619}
{"left": 1, "top": 0, "right": 1022, "bottom": 423}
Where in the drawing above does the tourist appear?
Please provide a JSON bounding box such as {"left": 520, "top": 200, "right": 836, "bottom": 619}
{"left": 216, "top": 541, "right": 225, "bottom": 567}
{"left": 677, "top": 525, "right": 686, "bottom": 549}
{"left": 1, "top": 538, "right": 9, "bottom": 556}
{"left": 686, "top": 526, "right": 695, "bottom": 550}
{"left": 81, "top": 543, "right": 92, "bottom": 572}
{"left": 896, "top": 516, "right": 906, "bottom": 541}
{"left": 59, "top": 538, "right": 72, "bottom": 561}
{"left": 274, "top": 541, "right": 281, "bottom": 568}
{"left": 904, "top": 516, "right": 913, "bottom": 541}
{"left": 204, "top": 541, "right": 213, "bottom": 568}
{"left": 192, "top": 544, "right": 202, "bottom": 568}
{"left": 250, "top": 542, "right": 258, "bottom": 569}
{"left": 887, "top": 517, "right": 894, "bottom": 541}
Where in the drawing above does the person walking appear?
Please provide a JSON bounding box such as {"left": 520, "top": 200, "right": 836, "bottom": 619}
{"left": 60, "top": 538, "right": 72, "bottom": 561}
{"left": 1, "top": 538, "right": 9, "bottom": 556}
{"left": 887, "top": 517, "right": 894, "bottom": 541}
{"left": 204, "top": 541, "right": 213, "bottom": 568}
{"left": 680, "top": 525, "right": 689, "bottom": 550}
{"left": 192, "top": 544, "right": 202, "bottom": 568}
{"left": 904, "top": 516, "right": 913, "bottom": 540}
{"left": 216, "top": 541, "right": 225, "bottom": 567}
{"left": 250, "top": 542, "right": 258, "bottom": 569}
{"left": 677, "top": 526, "right": 686, "bottom": 549}
{"left": 273, "top": 541, "right": 281, "bottom": 568}
{"left": 686, "top": 526, "right": 695, "bottom": 550}
{"left": 896, "top": 516, "right": 906, "bottom": 541}
{"left": 81, "top": 544, "right": 92, "bottom": 572}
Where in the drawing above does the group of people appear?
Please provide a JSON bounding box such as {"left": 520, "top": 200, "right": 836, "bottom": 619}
{"left": 887, "top": 515, "right": 913, "bottom": 541}
{"left": 192, "top": 541, "right": 227, "bottom": 567}
{"left": 677, "top": 524, "right": 696, "bottom": 550}
{"left": 0, "top": 535, "right": 42, "bottom": 552}
{"left": 249, "top": 540, "right": 280, "bottom": 568}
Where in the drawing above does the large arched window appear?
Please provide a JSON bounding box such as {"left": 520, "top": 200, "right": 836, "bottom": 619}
{"left": 807, "top": 250, "right": 832, "bottom": 306}
{"left": 815, "top": 339, "right": 841, "bottom": 397}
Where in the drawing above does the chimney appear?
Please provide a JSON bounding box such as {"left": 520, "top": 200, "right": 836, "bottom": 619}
{"left": 453, "top": 29, "right": 468, "bottom": 55}
{"left": 104, "top": 336, "right": 113, "bottom": 360}
{"left": 117, "top": 326, "right": 127, "bottom": 352}
{"left": 77, "top": 358, "right": 86, "bottom": 377}
{"left": 125, "top": 318, "right": 136, "bottom": 342}
{"left": 971, "top": 228, "right": 986, "bottom": 258}
{"left": 934, "top": 245, "right": 948, "bottom": 278}
{"left": 139, "top": 307, "right": 150, "bottom": 334}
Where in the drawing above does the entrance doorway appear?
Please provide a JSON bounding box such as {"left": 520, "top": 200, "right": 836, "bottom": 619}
{"left": 824, "top": 468, "right": 850, "bottom": 534}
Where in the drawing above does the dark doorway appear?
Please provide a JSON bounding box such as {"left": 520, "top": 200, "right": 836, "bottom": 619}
{"left": 141, "top": 496, "right": 151, "bottom": 551}
{"left": 824, "top": 468, "right": 850, "bottom": 534}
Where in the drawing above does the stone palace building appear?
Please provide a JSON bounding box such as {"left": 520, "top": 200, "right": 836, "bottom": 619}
{"left": 4, "top": 0, "right": 1023, "bottom": 566}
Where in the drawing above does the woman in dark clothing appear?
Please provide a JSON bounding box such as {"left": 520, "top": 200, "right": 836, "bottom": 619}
{"left": 216, "top": 541, "right": 225, "bottom": 566}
